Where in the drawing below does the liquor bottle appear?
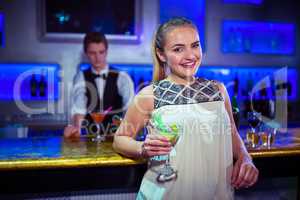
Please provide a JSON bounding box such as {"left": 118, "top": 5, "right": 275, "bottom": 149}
{"left": 252, "top": 72, "right": 261, "bottom": 112}
{"left": 243, "top": 72, "right": 253, "bottom": 119}
{"left": 287, "top": 81, "right": 292, "bottom": 97}
{"left": 232, "top": 94, "right": 240, "bottom": 129}
{"left": 30, "top": 74, "right": 38, "bottom": 97}
{"left": 269, "top": 72, "right": 275, "bottom": 99}
{"left": 232, "top": 72, "right": 240, "bottom": 128}
{"left": 137, "top": 77, "right": 145, "bottom": 92}
{"left": 246, "top": 72, "right": 254, "bottom": 94}
{"left": 233, "top": 72, "right": 239, "bottom": 96}
{"left": 39, "top": 70, "right": 47, "bottom": 97}
{"left": 258, "top": 74, "right": 273, "bottom": 118}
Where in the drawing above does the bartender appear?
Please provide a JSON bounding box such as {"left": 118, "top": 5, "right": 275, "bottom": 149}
{"left": 64, "top": 32, "right": 134, "bottom": 137}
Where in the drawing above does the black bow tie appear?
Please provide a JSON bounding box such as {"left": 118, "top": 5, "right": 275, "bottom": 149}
{"left": 92, "top": 73, "right": 107, "bottom": 80}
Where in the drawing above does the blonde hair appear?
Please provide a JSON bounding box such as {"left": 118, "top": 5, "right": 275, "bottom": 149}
{"left": 152, "top": 17, "right": 198, "bottom": 81}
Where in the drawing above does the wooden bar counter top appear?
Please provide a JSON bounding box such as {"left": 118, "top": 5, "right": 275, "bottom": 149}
{"left": 0, "top": 128, "right": 300, "bottom": 171}
{"left": 246, "top": 127, "right": 300, "bottom": 158}
{"left": 0, "top": 136, "right": 145, "bottom": 171}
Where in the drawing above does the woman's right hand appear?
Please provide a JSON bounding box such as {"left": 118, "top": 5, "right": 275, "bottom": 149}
{"left": 63, "top": 125, "right": 80, "bottom": 138}
{"left": 142, "top": 134, "right": 172, "bottom": 157}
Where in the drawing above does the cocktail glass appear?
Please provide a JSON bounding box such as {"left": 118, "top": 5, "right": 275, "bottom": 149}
{"left": 247, "top": 111, "right": 261, "bottom": 148}
{"left": 90, "top": 112, "right": 106, "bottom": 142}
{"left": 151, "top": 113, "right": 181, "bottom": 182}
{"left": 90, "top": 106, "right": 112, "bottom": 142}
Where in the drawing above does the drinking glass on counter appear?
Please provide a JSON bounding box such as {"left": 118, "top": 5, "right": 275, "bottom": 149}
{"left": 260, "top": 131, "right": 269, "bottom": 147}
{"left": 260, "top": 126, "right": 277, "bottom": 148}
{"left": 246, "top": 122, "right": 277, "bottom": 149}
{"left": 246, "top": 130, "right": 260, "bottom": 148}
{"left": 90, "top": 112, "right": 105, "bottom": 142}
{"left": 90, "top": 106, "right": 112, "bottom": 142}
{"left": 269, "top": 128, "right": 277, "bottom": 147}
{"left": 246, "top": 111, "right": 262, "bottom": 148}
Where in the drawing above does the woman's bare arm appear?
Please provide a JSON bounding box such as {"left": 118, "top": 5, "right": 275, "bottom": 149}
{"left": 219, "top": 84, "right": 250, "bottom": 161}
{"left": 113, "top": 85, "right": 172, "bottom": 158}
{"left": 218, "top": 83, "right": 258, "bottom": 188}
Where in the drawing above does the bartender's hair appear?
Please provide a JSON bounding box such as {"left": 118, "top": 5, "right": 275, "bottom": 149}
{"left": 83, "top": 32, "right": 108, "bottom": 52}
{"left": 152, "top": 17, "right": 199, "bottom": 81}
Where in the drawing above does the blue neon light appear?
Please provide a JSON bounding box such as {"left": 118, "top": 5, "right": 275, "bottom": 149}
{"left": 0, "top": 63, "right": 60, "bottom": 101}
{"left": 159, "top": 0, "right": 205, "bottom": 50}
{"left": 196, "top": 66, "right": 298, "bottom": 101}
{"left": 224, "top": 0, "right": 264, "bottom": 5}
{"left": 79, "top": 64, "right": 298, "bottom": 101}
{"left": 222, "top": 20, "right": 295, "bottom": 54}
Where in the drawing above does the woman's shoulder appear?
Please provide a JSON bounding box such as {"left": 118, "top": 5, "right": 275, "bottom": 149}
{"left": 207, "top": 79, "right": 226, "bottom": 99}
{"left": 193, "top": 77, "right": 223, "bottom": 90}
{"left": 133, "top": 84, "right": 154, "bottom": 112}
{"left": 196, "top": 77, "right": 224, "bottom": 87}
{"left": 137, "top": 84, "right": 154, "bottom": 96}
{"left": 194, "top": 77, "right": 226, "bottom": 100}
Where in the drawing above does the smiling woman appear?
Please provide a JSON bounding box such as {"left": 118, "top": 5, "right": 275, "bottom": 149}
{"left": 155, "top": 26, "right": 202, "bottom": 84}
{"left": 113, "top": 17, "right": 258, "bottom": 199}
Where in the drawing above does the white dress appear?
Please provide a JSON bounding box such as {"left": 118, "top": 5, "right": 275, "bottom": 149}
{"left": 137, "top": 78, "right": 234, "bottom": 200}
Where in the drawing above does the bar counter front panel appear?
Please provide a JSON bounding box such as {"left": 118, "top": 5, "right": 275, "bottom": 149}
{"left": 0, "top": 136, "right": 147, "bottom": 197}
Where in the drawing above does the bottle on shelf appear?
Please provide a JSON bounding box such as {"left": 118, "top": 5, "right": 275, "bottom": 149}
{"left": 287, "top": 81, "right": 292, "bottom": 97}
{"left": 137, "top": 77, "right": 145, "bottom": 92}
{"left": 39, "top": 69, "right": 47, "bottom": 97}
{"left": 232, "top": 94, "right": 240, "bottom": 129}
{"left": 257, "top": 72, "right": 274, "bottom": 118}
{"left": 269, "top": 72, "right": 276, "bottom": 99}
{"left": 233, "top": 72, "right": 239, "bottom": 96}
{"left": 30, "top": 73, "right": 38, "bottom": 97}
{"left": 243, "top": 72, "right": 253, "bottom": 119}
{"left": 232, "top": 72, "right": 240, "bottom": 129}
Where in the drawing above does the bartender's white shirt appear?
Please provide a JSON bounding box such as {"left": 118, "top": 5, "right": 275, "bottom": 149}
{"left": 70, "top": 65, "right": 134, "bottom": 117}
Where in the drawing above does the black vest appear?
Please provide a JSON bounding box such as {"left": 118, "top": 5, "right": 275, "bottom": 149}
{"left": 83, "top": 68, "right": 123, "bottom": 134}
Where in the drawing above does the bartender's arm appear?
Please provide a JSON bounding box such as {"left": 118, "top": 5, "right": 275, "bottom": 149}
{"left": 64, "top": 114, "right": 84, "bottom": 138}
{"left": 64, "top": 72, "right": 87, "bottom": 138}
{"left": 117, "top": 71, "right": 135, "bottom": 112}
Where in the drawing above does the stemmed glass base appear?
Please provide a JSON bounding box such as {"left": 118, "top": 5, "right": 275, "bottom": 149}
{"left": 92, "top": 134, "right": 105, "bottom": 142}
{"left": 156, "top": 154, "right": 178, "bottom": 182}
{"left": 157, "top": 163, "right": 177, "bottom": 182}
{"left": 91, "top": 124, "right": 105, "bottom": 142}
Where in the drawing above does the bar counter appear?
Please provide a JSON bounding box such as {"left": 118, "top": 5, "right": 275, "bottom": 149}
{"left": 248, "top": 127, "right": 300, "bottom": 158}
{"left": 0, "top": 136, "right": 145, "bottom": 171}
{"left": 1, "top": 128, "right": 300, "bottom": 170}
{"left": 0, "top": 136, "right": 147, "bottom": 198}
{"left": 0, "top": 128, "right": 300, "bottom": 198}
